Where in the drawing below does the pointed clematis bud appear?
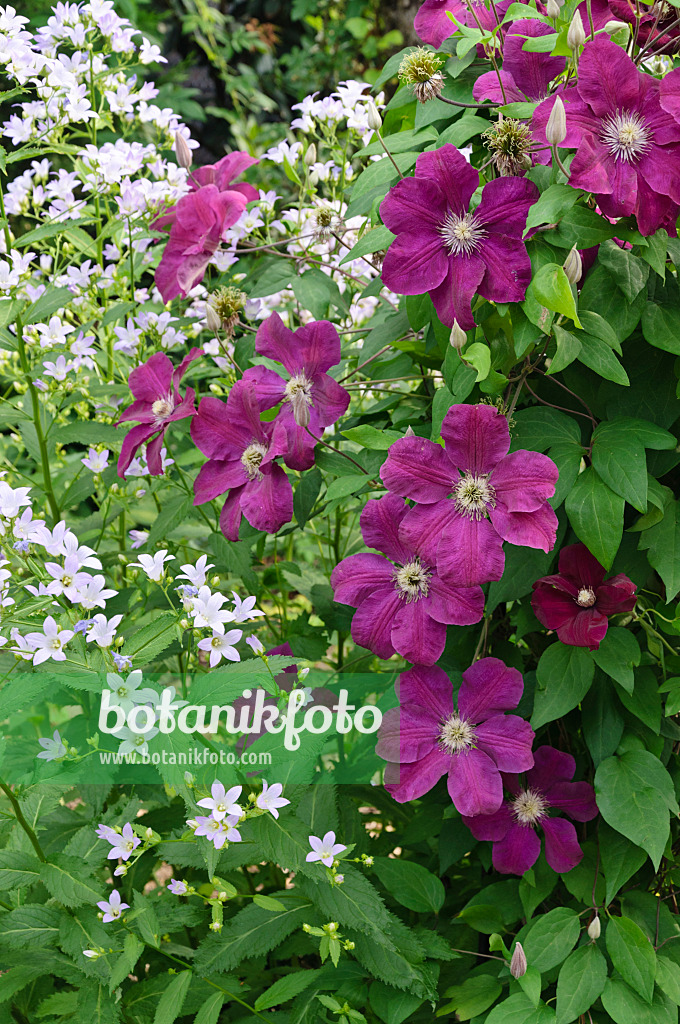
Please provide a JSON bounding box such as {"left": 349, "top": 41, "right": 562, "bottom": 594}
{"left": 546, "top": 96, "right": 567, "bottom": 147}
{"left": 403, "top": 425, "right": 415, "bottom": 437}
{"left": 604, "top": 19, "right": 628, "bottom": 33}
{"left": 366, "top": 101, "right": 382, "bottom": 131}
{"left": 450, "top": 320, "right": 467, "bottom": 350}
{"left": 304, "top": 143, "right": 317, "bottom": 166}
{"left": 174, "top": 131, "right": 192, "bottom": 170}
{"left": 563, "top": 245, "right": 583, "bottom": 285}
{"left": 398, "top": 47, "right": 445, "bottom": 103}
{"left": 510, "top": 942, "right": 527, "bottom": 979}
{"left": 567, "top": 10, "right": 586, "bottom": 50}
{"left": 546, "top": 0, "right": 560, "bottom": 17}
{"left": 205, "top": 303, "right": 221, "bottom": 334}
{"left": 587, "top": 915, "right": 601, "bottom": 940}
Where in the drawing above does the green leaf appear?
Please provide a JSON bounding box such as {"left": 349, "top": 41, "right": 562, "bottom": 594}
{"left": 576, "top": 333, "right": 629, "bottom": 386}
{"left": 372, "top": 857, "right": 445, "bottom": 913}
{"left": 606, "top": 915, "right": 656, "bottom": 1004}
{"left": 193, "top": 894, "right": 310, "bottom": 974}
{"left": 598, "top": 239, "right": 650, "bottom": 301}
{"left": 591, "top": 422, "right": 648, "bottom": 511}
{"left": 294, "top": 468, "right": 322, "bottom": 528}
{"left": 125, "top": 611, "right": 179, "bottom": 666}
{"left": 546, "top": 205, "right": 616, "bottom": 248}
{"left": 153, "top": 971, "right": 192, "bottom": 1024}
{"left": 463, "top": 341, "right": 491, "bottom": 382}
{"left": 146, "top": 494, "right": 195, "bottom": 547}
{"left": 252, "top": 894, "right": 287, "bottom": 911}
{"left": 193, "top": 992, "right": 225, "bottom": 1024}
{"left": 548, "top": 325, "right": 581, "bottom": 374}
{"left": 656, "top": 956, "right": 680, "bottom": 1006}
{"left": 556, "top": 945, "right": 608, "bottom": 1024}
{"left": 531, "top": 643, "right": 595, "bottom": 729}
{"left": 325, "top": 475, "right": 369, "bottom": 501}
{"left": 370, "top": 982, "right": 424, "bottom": 1024}
{"left": 642, "top": 279, "right": 680, "bottom": 354}
{"left": 109, "top": 932, "right": 144, "bottom": 993}
{"left": 440, "top": 976, "right": 503, "bottom": 1020}
{"left": 640, "top": 229, "right": 668, "bottom": 279}
{"left": 40, "top": 855, "right": 102, "bottom": 908}
{"left": 511, "top": 406, "right": 581, "bottom": 449}
{"left": 601, "top": 977, "right": 677, "bottom": 1024}
{"left": 523, "top": 908, "right": 581, "bottom": 973}
{"left": 36, "top": 991, "right": 79, "bottom": 1017}
{"left": 0, "top": 850, "right": 42, "bottom": 889}
{"left": 341, "top": 424, "right": 403, "bottom": 449}
{"left": 339, "top": 224, "right": 395, "bottom": 266}
{"left": 530, "top": 264, "right": 581, "bottom": 327}
{"left": 638, "top": 498, "right": 680, "bottom": 600}
{"left": 591, "top": 628, "right": 641, "bottom": 693}
{"left": 595, "top": 751, "right": 679, "bottom": 870}
{"left": 22, "top": 286, "right": 74, "bottom": 325}
{"left": 524, "top": 184, "right": 582, "bottom": 235}
{"left": 485, "top": 993, "right": 556, "bottom": 1024}
{"left": 254, "top": 968, "right": 322, "bottom": 1011}
{"left": 0, "top": 906, "right": 61, "bottom": 948}
{"left": 565, "top": 467, "right": 624, "bottom": 569}
{"left": 600, "top": 823, "right": 648, "bottom": 905}
{"left": 292, "top": 270, "right": 332, "bottom": 319}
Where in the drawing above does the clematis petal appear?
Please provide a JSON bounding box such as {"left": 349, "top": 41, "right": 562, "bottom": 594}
{"left": 542, "top": 816, "right": 584, "bottom": 873}
{"left": 381, "top": 435, "right": 454, "bottom": 502}
{"left": 459, "top": 657, "right": 525, "bottom": 721}
{"left": 489, "top": 501, "right": 559, "bottom": 553}
{"left": 490, "top": 450, "right": 559, "bottom": 512}
{"left": 360, "top": 494, "right": 412, "bottom": 563}
{"left": 239, "top": 464, "right": 293, "bottom": 535}
{"left": 447, "top": 747, "right": 504, "bottom": 817}
{"left": 385, "top": 747, "right": 452, "bottom": 802}
{"left": 331, "top": 553, "right": 395, "bottom": 606}
{"left": 493, "top": 821, "right": 542, "bottom": 875}
{"left": 475, "top": 714, "right": 535, "bottom": 772}
{"left": 350, "top": 588, "right": 403, "bottom": 659}
{"left": 392, "top": 599, "right": 447, "bottom": 666}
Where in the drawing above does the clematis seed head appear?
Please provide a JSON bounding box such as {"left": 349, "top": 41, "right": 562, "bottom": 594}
{"left": 399, "top": 47, "right": 445, "bottom": 103}
{"left": 482, "top": 118, "right": 533, "bottom": 176}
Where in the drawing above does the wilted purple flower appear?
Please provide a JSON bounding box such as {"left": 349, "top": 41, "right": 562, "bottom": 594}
{"left": 473, "top": 20, "right": 564, "bottom": 104}
{"left": 414, "top": 0, "right": 510, "bottom": 47}
{"left": 117, "top": 348, "right": 203, "bottom": 476}
{"left": 243, "top": 313, "right": 350, "bottom": 470}
{"left": 106, "top": 822, "right": 140, "bottom": 861}
{"left": 381, "top": 404, "right": 558, "bottom": 586}
{"left": 463, "top": 746, "right": 598, "bottom": 874}
{"left": 380, "top": 145, "right": 538, "bottom": 329}
{"left": 97, "top": 889, "right": 129, "bottom": 923}
{"left": 191, "top": 378, "right": 292, "bottom": 541}
{"left": 377, "top": 659, "right": 535, "bottom": 816}
{"left": 306, "top": 831, "right": 347, "bottom": 867}
{"left": 168, "top": 879, "right": 188, "bottom": 895}
{"left": 532, "top": 39, "right": 680, "bottom": 236}
{"left": 331, "top": 493, "right": 484, "bottom": 665}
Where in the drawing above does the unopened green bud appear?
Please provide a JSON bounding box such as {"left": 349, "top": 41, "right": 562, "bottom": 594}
{"left": 174, "top": 131, "right": 192, "bottom": 170}
{"left": 366, "top": 100, "right": 382, "bottom": 131}
{"left": 604, "top": 19, "right": 628, "bottom": 33}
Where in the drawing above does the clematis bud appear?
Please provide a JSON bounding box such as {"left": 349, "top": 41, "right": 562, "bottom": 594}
{"left": 403, "top": 425, "right": 415, "bottom": 437}
{"left": 588, "top": 915, "right": 601, "bottom": 940}
{"left": 366, "top": 101, "right": 382, "bottom": 131}
{"left": 567, "top": 10, "right": 586, "bottom": 50}
{"left": 174, "top": 131, "right": 192, "bottom": 170}
{"left": 604, "top": 19, "right": 628, "bottom": 33}
{"left": 450, "top": 319, "right": 467, "bottom": 350}
{"left": 205, "top": 302, "right": 221, "bottom": 334}
{"left": 304, "top": 143, "right": 317, "bottom": 166}
{"left": 563, "top": 245, "right": 583, "bottom": 284}
{"left": 510, "top": 942, "right": 527, "bottom": 979}
{"left": 546, "top": 0, "right": 561, "bottom": 16}
{"left": 546, "top": 96, "right": 567, "bottom": 147}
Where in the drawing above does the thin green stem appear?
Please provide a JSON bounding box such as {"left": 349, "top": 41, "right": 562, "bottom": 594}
{"left": 0, "top": 781, "right": 47, "bottom": 862}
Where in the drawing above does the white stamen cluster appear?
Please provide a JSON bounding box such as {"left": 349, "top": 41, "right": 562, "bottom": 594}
{"left": 439, "top": 713, "right": 476, "bottom": 754}
{"left": 453, "top": 473, "right": 496, "bottom": 520}
{"left": 241, "top": 442, "right": 268, "bottom": 481}
{"left": 512, "top": 788, "right": 548, "bottom": 825}
{"left": 600, "top": 109, "right": 652, "bottom": 163}
{"left": 439, "top": 212, "right": 486, "bottom": 257}
{"left": 393, "top": 558, "right": 432, "bottom": 602}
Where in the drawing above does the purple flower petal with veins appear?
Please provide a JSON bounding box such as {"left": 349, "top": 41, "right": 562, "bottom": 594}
{"left": 377, "top": 659, "right": 535, "bottom": 816}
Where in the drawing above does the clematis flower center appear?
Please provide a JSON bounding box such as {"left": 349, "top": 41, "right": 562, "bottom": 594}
{"left": 241, "top": 442, "right": 268, "bottom": 481}
{"left": 576, "top": 586, "right": 597, "bottom": 608}
{"left": 512, "top": 788, "right": 548, "bottom": 825}
{"left": 439, "top": 211, "right": 486, "bottom": 257}
{"left": 600, "top": 109, "right": 652, "bottom": 163}
{"left": 393, "top": 558, "right": 432, "bottom": 602}
{"left": 151, "top": 396, "right": 174, "bottom": 419}
{"left": 439, "top": 713, "right": 476, "bottom": 753}
{"left": 285, "top": 373, "right": 314, "bottom": 426}
{"left": 453, "top": 472, "right": 496, "bottom": 520}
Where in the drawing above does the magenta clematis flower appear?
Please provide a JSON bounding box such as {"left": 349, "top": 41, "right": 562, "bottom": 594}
{"left": 153, "top": 151, "right": 258, "bottom": 230}
{"left": 243, "top": 313, "right": 350, "bottom": 471}
{"left": 117, "top": 347, "right": 203, "bottom": 476}
{"left": 155, "top": 185, "right": 248, "bottom": 302}
{"left": 463, "top": 746, "right": 598, "bottom": 875}
{"left": 532, "top": 39, "right": 680, "bottom": 236}
{"left": 380, "top": 145, "right": 538, "bottom": 329}
{"left": 381, "top": 404, "right": 558, "bottom": 587}
{"left": 610, "top": 0, "right": 680, "bottom": 53}
{"left": 473, "top": 20, "right": 565, "bottom": 104}
{"left": 414, "top": 0, "right": 510, "bottom": 48}
{"left": 377, "top": 659, "right": 535, "bottom": 816}
{"left": 191, "top": 377, "right": 293, "bottom": 541}
{"left": 331, "top": 494, "right": 484, "bottom": 665}
{"left": 531, "top": 543, "right": 637, "bottom": 650}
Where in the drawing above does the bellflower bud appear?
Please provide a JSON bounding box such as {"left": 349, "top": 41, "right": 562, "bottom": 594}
{"left": 546, "top": 96, "right": 567, "bottom": 147}
{"left": 304, "top": 143, "right": 317, "bottom": 166}
{"left": 587, "top": 915, "right": 601, "bottom": 940}
{"left": 563, "top": 245, "right": 583, "bottom": 284}
{"left": 366, "top": 100, "right": 383, "bottom": 131}
{"left": 510, "top": 942, "right": 527, "bottom": 979}
{"left": 567, "top": 10, "right": 586, "bottom": 50}
{"left": 450, "top": 319, "right": 467, "bottom": 350}
{"left": 174, "top": 131, "right": 192, "bottom": 170}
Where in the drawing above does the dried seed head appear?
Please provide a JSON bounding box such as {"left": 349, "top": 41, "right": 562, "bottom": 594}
{"left": 567, "top": 10, "right": 586, "bottom": 50}
{"left": 546, "top": 96, "right": 567, "bottom": 147}
{"left": 312, "top": 204, "right": 343, "bottom": 241}
{"left": 482, "top": 118, "right": 533, "bottom": 175}
{"left": 208, "top": 286, "right": 247, "bottom": 336}
{"left": 563, "top": 245, "right": 583, "bottom": 285}
{"left": 510, "top": 942, "right": 527, "bottom": 979}
{"left": 399, "top": 47, "right": 446, "bottom": 103}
